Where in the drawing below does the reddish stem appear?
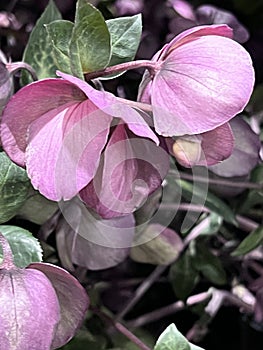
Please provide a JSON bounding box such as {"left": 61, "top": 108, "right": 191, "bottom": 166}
{"left": 84, "top": 60, "right": 157, "bottom": 80}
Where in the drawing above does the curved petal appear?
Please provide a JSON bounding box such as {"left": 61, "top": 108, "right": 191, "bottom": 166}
{"left": 0, "top": 268, "right": 60, "bottom": 350}
{"left": 170, "top": 0, "right": 196, "bottom": 21}
{"left": 28, "top": 263, "right": 89, "bottom": 349}
{"left": 209, "top": 118, "right": 261, "bottom": 177}
{"left": 57, "top": 71, "right": 159, "bottom": 144}
{"left": 199, "top": 122, "right": 234, "bottom": 165}
{"left": 1, "top": 79, "right": 85, "bottom": 166}
{"left": 172, "top": 123, "right": 234, "bottom": 167}
{"left": 26, "top": 100, "right": 112, "bottom": 200}
{"left": 80, "top": 124, "right": 169, "bottom": 218}
{"left": 152, "top": 34, "right": 254, "bottom": 136}
{"left": 162, "top": 24, "right": 233, "bottom": 57}
{"left": 196, "top": 5, "right": 249, "bottom": 43}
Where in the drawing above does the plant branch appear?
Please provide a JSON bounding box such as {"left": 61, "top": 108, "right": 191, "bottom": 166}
{"left": 171, "top": 170, "right": 263, "bottom": 190}
{"left": 90, "top": 306, "right": 152, "bottom": 350}
{"left": 126, "top": 301, "right": 184, "bottom": 328}
{"left": 115, "top": 265, "right": 167, "bottom": 322}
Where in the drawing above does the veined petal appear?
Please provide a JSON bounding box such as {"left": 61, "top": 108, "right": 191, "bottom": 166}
{"left": 152, "top": 34, "right": 254, "bottom": 136}
{"left": 28, "top": 263, "right": 89, "bottom": 349}
{"left": 0, "top": 269, "right": 60, "bottom": 350}
{"left": 26, "top": 100, "right": 112, "bottom": 201}
{"left": 57, "top": 71, "right": 159, "bottom": 144}
{"left": 1, "top": 79, "right": 85, "bottom": 166}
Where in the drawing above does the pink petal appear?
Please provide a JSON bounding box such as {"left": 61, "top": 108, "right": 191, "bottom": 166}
{"left": 57, "top": 71, "right": 159, "bottom": 144}
{"left": 28, "top": 263, "right": 89, "bottom": 349}
{"left": 172, "top": 123, "right": 234, "bottom": 167}
{"left": 200, "top": 122, "right": 234, "bottom": 165}
{"left": 0, "top": 268, "right": 60, "bottom": 350}
{"left": 1, "top": 79, "right": 85, "bottom": 166}
{"left": 152, "top": 33, "right": 254, "bottom": 136}
{"left": 163, "top": 24, "right": 233, "bottom": 56}
{"left": 80, "top": 123, "right": 169, "bottom": 218}
{"left": 209, "top": 118, "right": 261, "bottom": 177}
{"left": 26, "top": 100, "right": 112, "bottom": 200}
{"left": 196, "top": 6, "right": 249, "bottom": 43}
{"left": 169, "top": 0, "right": 196, "bottom": 21}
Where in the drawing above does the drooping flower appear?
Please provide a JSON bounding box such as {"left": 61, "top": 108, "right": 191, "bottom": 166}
{"left": 1, "top": 71, "right": 169, "bottom": 217}
{"left": 80, "top": 122, "right": 169, "bottom": 218}
{"left": 169, "top": 0, "right": 249, "bottom": 43}
{"left": 0, "top": 232, "right": 89, "bottom": 350}
{"left": 138, "top": 25, "right": 255, "bottom": 165}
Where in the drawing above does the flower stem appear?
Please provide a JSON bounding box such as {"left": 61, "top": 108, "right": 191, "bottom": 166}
{"left": 172, "top": 170, "right": 263, "bottom": 190}
{"left": 84, "top": 60, "right": 157, "bottom": 80}
{"left": 6, "top": 62, "right": 38, "bottom": 81}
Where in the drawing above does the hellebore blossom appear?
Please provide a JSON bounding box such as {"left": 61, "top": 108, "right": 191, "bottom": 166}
{"left": 0, "top": 233, "right": 88, "bottom": 350}
{"left": 1, "top": 71, "right": 169, "bottom": 218}
{"left": 138, "top": 25, "right": 255, "bottom": 166}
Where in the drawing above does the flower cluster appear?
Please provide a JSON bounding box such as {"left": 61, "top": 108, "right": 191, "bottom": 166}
{"left": 0, "top": 25, "right": 254, "bottom": 218}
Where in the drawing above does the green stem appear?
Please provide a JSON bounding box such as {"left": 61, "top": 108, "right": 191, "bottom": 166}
{"left": 171, "top": 170, "right": 263, "bottom": 190}
{"left": 84, "top": 60, "right": 157, "bottom": 80}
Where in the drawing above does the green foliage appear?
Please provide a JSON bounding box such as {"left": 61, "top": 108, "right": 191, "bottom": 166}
{"left": 177, "top": 179, "right": 237, "bottom": 225}
{"left": 0, "top": 225, "right": 42, "bottom": 268}
{"left": 169, "top": 249, "right": 199, "bottom": 300}
{"left": 17, "top": 188, "right": 58, "bottom": 225}
{"left": 21, "top": 0, "right": 62, "bottom": 84}
{"left": 102, "top": 14, "right": 142, "bottom": 77}
{"left": 238, "top": 164, "right": 263, "bottom": 213}
{"left": 194, "top": 241, "right": 227, "bottom": 285}
{"left": 0, "top": 152, "right": 30, "bottom": 223}
{"left": 70, "top": 0, "right": 111, "bottom": 74}
{"left": 45, "top": 20, "right": 75, "bottom": 75}
{"left": 154, "top": 324, "right": 205, "bottom": 350}
{"left": 232, "top": 225, "right": 263, "bottom": 256}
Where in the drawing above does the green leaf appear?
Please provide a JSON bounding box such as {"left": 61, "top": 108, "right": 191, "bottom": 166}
{"left": 21, "top": 0, "right": 62, "bottom": 84}
{"left": 194, "top": 241, "right": 227, "bottom": 285}
{"left": 238, "top": 164, "right": 263, "bottom": 212}
{"left": 0, "top": 225, "right": 42, "bottom": 268}
{"left": 154, "top": 324, "right": 205, "bottom": 350}
{"left": 45, "top": 20, "right": 75, "bottom": 75}
{"left": 102, "top": 14, "right": 142, "bottom": 78}
{"left": 231, "top": 226, "right": 263, "bottom": 256}
{"left": 70, "top": 0, "right": 111, "bottom": 74}
{"left": 169, "top": 249, "right": 199, "bottom": 300}
{"left": 177, "top": 179, "right": 237, "bottom": 225}
{"left": 17, "top": 187, "right": 58, "bottom": 225}
{"left": 0, "top": 152, "right": 30, "bottom": 223}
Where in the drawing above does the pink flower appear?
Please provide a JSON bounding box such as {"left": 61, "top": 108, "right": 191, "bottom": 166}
{"left": 0, "top": 233, "right": 88, "bottom": 350}
{"left": 138, "top": 25, "right": 255, "bottom": 166}
{"left": 1, "top": 71, "right": 169, "bottom": 217}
